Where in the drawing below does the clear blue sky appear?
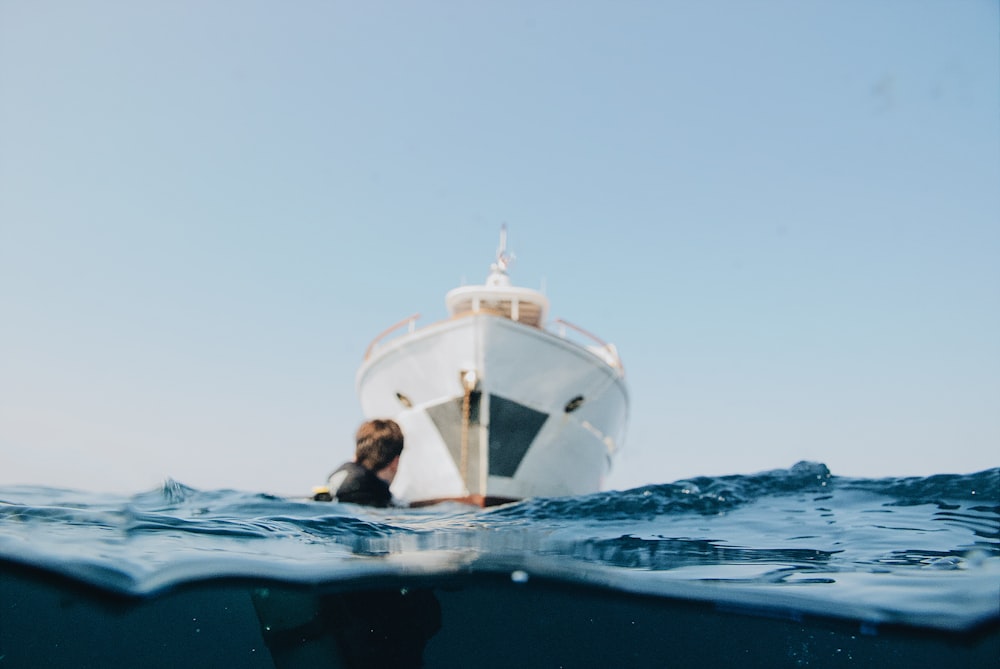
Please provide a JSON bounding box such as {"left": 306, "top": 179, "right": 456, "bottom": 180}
{"left": 2, "top": 1, "right": 997, "bottom": 495}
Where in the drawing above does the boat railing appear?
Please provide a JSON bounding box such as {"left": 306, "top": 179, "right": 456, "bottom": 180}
{"left": 363, "top": 312, "right": 624, "bottom": 373}
{"left": 364, "top": 313, "right": 421, "bottom": 360}
{"left": 551, "top": 318, "right": 624, "bottom": 372}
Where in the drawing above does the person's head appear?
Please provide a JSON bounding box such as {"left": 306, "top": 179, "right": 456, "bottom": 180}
{"left": 354, "top": 418, "right": 404, "bottom": 477}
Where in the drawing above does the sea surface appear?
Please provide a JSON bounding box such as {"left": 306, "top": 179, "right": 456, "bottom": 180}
{"left": 1, "top": 462, "right": 997, "bottom": 668}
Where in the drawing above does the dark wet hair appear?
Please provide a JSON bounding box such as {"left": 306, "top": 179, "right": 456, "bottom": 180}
{"left": 355, "top": 419, "right": 404, "bottom": 471}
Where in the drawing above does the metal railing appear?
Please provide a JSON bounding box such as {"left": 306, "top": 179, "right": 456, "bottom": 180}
{"left": 552, "top": 318, "right": 624, "bottom": 371}
{"left": 363, "top": 313, "right": 420, "bottom": 360}
{"left": 362, "top": 312, "right": 623, "bottom": 373}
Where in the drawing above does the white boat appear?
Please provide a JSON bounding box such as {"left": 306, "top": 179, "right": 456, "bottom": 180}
{"left": 356, "top": 228, "right": 628, "bottom": 507}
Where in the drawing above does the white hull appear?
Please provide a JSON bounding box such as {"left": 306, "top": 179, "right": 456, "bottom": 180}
{"left": 357, "top": 314, "right": 628, "bottom": 506}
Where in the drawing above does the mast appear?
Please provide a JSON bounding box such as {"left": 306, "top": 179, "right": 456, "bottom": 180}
{"left": 488, "top": 224, "right": 513, "bottom": 286}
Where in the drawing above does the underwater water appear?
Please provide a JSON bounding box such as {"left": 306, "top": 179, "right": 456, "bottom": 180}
{"left": 0, "top": 462, "right": 997, "bottom": 668}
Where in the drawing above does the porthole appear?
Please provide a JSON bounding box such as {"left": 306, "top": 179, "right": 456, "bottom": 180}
{"left": 564, "top": 395, "right": 585, "bottom": 413}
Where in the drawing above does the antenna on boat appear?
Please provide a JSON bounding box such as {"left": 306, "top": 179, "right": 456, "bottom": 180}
{"left": 484, "top": 224, "right": 515, "bottom": 288}
{"left": 492, "top": 224, "right": 514, "bottom": 275}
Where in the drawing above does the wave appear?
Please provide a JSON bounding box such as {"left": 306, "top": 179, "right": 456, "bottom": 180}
{"left": 488, "top": 460, "right": 837, "bottom": 521}
{"left": 0, "top": 463, "right": 997, "bottom": 635}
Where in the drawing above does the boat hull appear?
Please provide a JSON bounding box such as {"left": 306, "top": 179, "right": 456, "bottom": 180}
{"left": 356, "top": 315, "right": 628, "bottom": 506}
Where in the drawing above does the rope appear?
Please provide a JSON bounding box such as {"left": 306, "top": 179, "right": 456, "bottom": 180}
{"left": 459, "top": 388, "right": 472, "bottom": 493}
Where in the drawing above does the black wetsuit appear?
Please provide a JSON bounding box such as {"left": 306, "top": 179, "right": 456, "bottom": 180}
{"left": 327, "top": 462, "right": 393, "bottom": 507}
{"left": 293, "top": 463, "right": 441, "bottom": 667}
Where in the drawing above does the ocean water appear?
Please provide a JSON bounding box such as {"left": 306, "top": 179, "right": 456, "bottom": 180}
{"left": 0, "top": 462, "right": 997, "bottom": 668}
